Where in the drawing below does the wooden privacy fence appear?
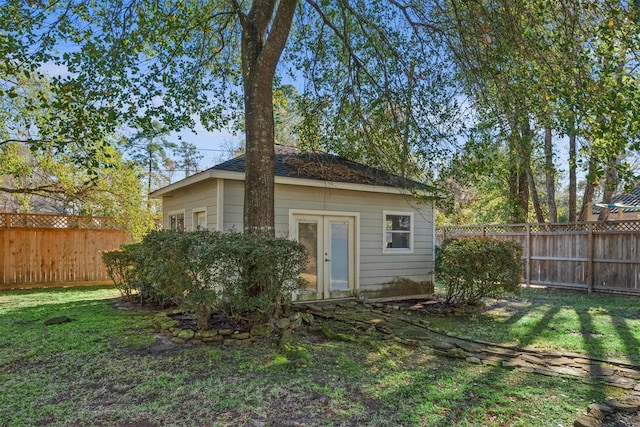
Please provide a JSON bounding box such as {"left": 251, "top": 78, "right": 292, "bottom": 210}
{"left": 436, "top": 221, "right": 640, "bottom": 295}
{"left": 0, "top": 213, "right": 131, "bottom": 286}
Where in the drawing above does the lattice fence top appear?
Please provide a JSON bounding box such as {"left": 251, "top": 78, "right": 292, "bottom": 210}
{"left": 0, "top": 213, "right": 119, "bottom": 230}
{"left": 438, "top": 220, "right": 640, "bottom": 236}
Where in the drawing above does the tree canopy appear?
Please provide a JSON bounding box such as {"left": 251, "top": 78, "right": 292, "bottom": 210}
{"left": 2, "top": 0, "right": 639, "bottom": 228}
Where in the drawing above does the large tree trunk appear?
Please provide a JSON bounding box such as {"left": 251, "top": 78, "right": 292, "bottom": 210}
{"left": 578, "top": 154, "right": 597, "bottom": 221}
{"left": 568, "top": 131, "right": 577, "bottom": 222}
{"left": 526, "top": 164, "right": 545, "bottom": 223}
{"left": 238, "top": 0, "right": 297, "bottom": 236}
{"left": 544, "top": 125, "right": 557, "bottom": 223}
{"left": 521, "top": 119, "right": 544, "bottom": 223}
{"left": 597, "top": 157, "right": 619, "bottom": 221}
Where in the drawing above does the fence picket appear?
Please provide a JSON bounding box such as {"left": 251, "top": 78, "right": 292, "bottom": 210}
{"left": 436, "top": 220, "right": 640, "bottom": 295}
{"left": 0, "top": 213, "right": 131, "bottom": 286}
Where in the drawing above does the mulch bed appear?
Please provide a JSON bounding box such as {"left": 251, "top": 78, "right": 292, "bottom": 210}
{"left": 169, "top": 312, "right": 254, "bottom": 332}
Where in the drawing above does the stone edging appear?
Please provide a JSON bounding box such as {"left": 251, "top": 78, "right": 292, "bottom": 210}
{"left": 152, "top": 310, "right": 315, "bottom": 345}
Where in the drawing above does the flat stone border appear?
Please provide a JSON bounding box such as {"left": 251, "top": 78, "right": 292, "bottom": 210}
{"left": 152, "top": 310, "right": 315, "bottom": 345}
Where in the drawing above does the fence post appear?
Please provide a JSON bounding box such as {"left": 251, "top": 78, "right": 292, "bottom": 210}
{"left": 525, "top": 224, "right": 531, "bottom": 288}
{"left": 587, "top": 223, "right": 594, "bottom": 293}
{"left": 5, "top": 213, "right": 10, "bottom": 228}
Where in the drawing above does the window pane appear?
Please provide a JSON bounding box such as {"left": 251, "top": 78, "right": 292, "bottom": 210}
{"left": 170, "top": 214, "right": 185, "bottom": 231}
{"left": 177, "top": 214, "right": 184, "bottom": 231}
{"left": 298, "top": 222, "right": 318, "bottom": 292}
{"left": 386, "top": 215, "right": 410, "bottom": 231}
{"left": 330, "top": 222, "right": 349, "bottom": 291}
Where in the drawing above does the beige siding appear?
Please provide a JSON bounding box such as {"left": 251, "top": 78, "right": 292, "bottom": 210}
{"left": 274, "top": 183, "right": 434, "bottom": 294}
{"left": 222, "top": 180, "right": 244, "bottom": 232}
{"left": 162, "top": 180, "right": 217, "bottom": 231}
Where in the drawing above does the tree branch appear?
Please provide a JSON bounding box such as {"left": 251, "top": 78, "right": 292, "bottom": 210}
{"left": 260, "top": 0, "right": 297, "bottom": 72}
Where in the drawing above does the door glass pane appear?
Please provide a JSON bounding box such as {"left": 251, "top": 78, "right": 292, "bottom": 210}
{"left": 330, "top": 222, "right": 349, "bottom": 291}
{"left": 298, "top": 222, "right": 318, "bottom": 292}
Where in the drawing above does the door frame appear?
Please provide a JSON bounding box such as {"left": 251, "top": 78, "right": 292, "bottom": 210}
{"left": 289, "top": 209, "right": 360, "bottom": 300}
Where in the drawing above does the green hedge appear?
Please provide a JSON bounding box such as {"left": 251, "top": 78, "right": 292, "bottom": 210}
{"left": 435, "top": 237, "right": 523, "bottom": 305}
{"left": 102, "top": 230, "right": 307, "bottom": 325}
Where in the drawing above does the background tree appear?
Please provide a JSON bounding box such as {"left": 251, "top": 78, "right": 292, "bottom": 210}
{"left": 123, "top": 125, "right": 176, "bottom": 197}
{"left": 0, "top": 140, "right": 157, "bottom": 240}
{"left": 174, "top": 140, "right": 204, "bottom": 178}
{"left": 429, "top": 0, "right": 640, "bottom": 224}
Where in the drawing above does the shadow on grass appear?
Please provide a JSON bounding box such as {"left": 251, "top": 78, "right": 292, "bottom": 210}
{"left": 611, "top": 315, "right": 640, "bottom": 365}
{"left": 375, "top": 355, "right": 607, "bottom": 427}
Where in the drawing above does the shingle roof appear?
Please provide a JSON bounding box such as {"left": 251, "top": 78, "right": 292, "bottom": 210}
{"left": 210, "top": 145, "right": 430, "bottom": 191}
{"left": 593, "top": 187, "right": 640, "bottom": 214}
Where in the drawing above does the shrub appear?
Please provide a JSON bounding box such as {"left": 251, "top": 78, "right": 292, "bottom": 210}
{"left": 102, "top": 243, "right": 144, "bottom": 304}
{"left": 213, "top": 232, "right": 307, "bottom": 319}
{"left": 435, "top": 237, "right": 523, "bottom": 305}
{"left": 102, "top": 230, "right": 307, "bottom": 324}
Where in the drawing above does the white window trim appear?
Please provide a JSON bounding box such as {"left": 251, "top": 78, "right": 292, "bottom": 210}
{"left": 383, "top": 210, "right": 414, "bottom": 254}
{"left": 167, "top": 209, "right": 186, "bottom": 231}
{"left": 192, "top": 207, "right": 207, "bottom": 231}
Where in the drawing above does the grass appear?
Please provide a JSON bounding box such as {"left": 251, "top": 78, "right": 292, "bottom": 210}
{"left": 0, "top": 285, "right": 638, "bottom": 426}
{"left": 427, "top": 287, "right": 640, "bottom": 365}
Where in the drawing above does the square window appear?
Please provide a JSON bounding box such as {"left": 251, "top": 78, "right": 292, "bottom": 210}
{"left": 383, "top": 212, "right": 413, "bottom": 251}
{"left": 169, "top": 212, "right": 185, "bottom": 231}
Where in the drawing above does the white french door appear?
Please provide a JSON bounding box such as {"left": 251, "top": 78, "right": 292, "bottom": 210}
{"left": 294, "top": 215, "right": 356, "bottom": 300}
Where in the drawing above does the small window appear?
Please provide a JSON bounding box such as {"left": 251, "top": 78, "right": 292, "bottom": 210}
{"left": 383, "top": 211, "right": 413, "bottom": 252}
{"left": 194, "top": 210, "right": 207, "bottom": 230}
{"left": 169, "top": 212, "right": 185, "bottom": 231}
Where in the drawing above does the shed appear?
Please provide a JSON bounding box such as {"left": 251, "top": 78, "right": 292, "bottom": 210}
{"left": 150, "top": 145, "right": 435, "bottom": 300}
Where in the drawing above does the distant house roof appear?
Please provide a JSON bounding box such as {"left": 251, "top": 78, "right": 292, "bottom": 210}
{"left": 150, "top": 145, "right": 432, "bottom": 198}
{"left": 593, "top": 187, "right": 640, "bottom": 214}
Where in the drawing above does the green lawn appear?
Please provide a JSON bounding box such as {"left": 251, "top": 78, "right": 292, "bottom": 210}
{"left": 0, "top": 285, "right": 637, "bottom": 426}
{"left": 428, "top": 287, "right": 640, "bottom": 365}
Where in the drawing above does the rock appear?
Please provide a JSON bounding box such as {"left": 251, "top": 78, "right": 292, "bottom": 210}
{"left": 44, "top": 316, "right": 71, "bottom": 325}
{"left": 604, "top": 398, "right": 640, "bottom": 412}
{"left": 159, "top": 319, "right": 179, "bottom": 330}
{"left": 251, "top": 323, "right": 275, "bottom": 338}
{"left": 276, "top": 318, "right": 291, "bottom": 330}
{"left": 289, "top": 317, "right": 303, "bottom": 330}
{"left": 533, "top": 367, "right": 559, "bottom": 377}
{"left": 177, "top": 329, "right": 195, "bottom": 339}
{"left": 306, "top": 304, "right": 323, "bottom": 312}
{"left": 573, "top": 414, "right": 602, "bottom": 427}
{"left": 170, "top": 337, "right": 185, "bottom": 344}
{"left": 447, "top": 348, "right": 467, "bottom": 358}
{"left": 549, "top": 365, "right": 588, "bottom": 377}
{"left": 519, "top": 353, "right": 544, "bottom": 365}
{"left": 547, "top": 357, "right": 575, "bottom": 366}
{"left": 233, "top": 332, "right": 251, "bottom": 340}
{"left": 202, "top": 335, "right": 224, "bottom": 343}
{"left": 218, "top": 328, "right": 233, "bottom": 336}
{"left": 588, "top": 403, "right": 613, "bottom": 414}
{"left": 200, "top": 330, "right": 218, "bottom": 339}
{"left": 466, "top": 356, "right": 482, "bottom": 364}
{"left": 301, "top": 313, "right": 314, "bottom": 325}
